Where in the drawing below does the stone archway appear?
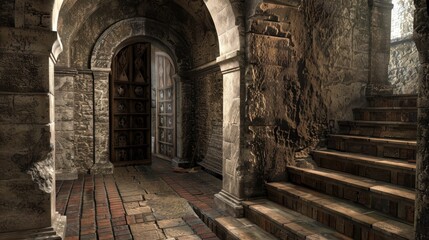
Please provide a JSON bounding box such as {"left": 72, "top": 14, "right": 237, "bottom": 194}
{"left": 88, "top": 1, "right": 247, "bottom": 216}
{"left": 89, "top": 17, "right": 190, "bottom": 174}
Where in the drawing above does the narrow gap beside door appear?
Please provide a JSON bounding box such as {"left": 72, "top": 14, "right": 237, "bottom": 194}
{"left": 110, "top": 43, "right": 151, "bottom": 165}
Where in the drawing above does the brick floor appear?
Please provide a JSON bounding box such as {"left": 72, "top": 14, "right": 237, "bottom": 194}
{"left": 56, "top": 159, "right": 224, "bottom": 240}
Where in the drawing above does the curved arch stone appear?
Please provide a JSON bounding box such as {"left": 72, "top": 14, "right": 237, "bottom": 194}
{"left": 204, "top": 0, "right": 243, "bottom": 56}
{"left": 91, "top": 17, "right": 189, "bottom": 71}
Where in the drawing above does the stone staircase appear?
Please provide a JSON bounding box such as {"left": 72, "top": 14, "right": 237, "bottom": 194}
{"left": 220, "top": 94, "right": 417, "bottom": 240}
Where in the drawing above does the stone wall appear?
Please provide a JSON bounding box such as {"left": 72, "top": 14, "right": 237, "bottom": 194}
{"left": 192, "top": 69, "right": 223, "bottom": 174}
{"left": 389, "top": 40, "right": 419, "bottom": 94}
{"left": 391, "top": 0, "right": 414, "bottom": 39}
{"left": 388, "top": 0, "right": 419, "bottom": 94}
{"left": 245, "top": 1, "right": 371, "bottom": 182}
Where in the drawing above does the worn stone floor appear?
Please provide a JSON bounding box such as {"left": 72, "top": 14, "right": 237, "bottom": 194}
{"left": 55, "top": 159, "right": 224, "bottom": 240}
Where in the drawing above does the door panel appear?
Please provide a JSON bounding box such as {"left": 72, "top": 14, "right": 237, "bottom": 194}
{"left": 156, "top": 54, "right": 175, "bottom": 159}
{"left": 110, "top": 43, "right": 151, "bottom": 165}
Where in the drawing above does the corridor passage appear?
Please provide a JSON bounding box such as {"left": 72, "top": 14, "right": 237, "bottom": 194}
{"left": 55, "top": 160, "right": 223, "bottom": 240}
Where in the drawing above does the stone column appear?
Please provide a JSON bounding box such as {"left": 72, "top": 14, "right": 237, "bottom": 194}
{"left": 55, "top": 68, "right": 78, "bottom": 180}
{"left": 413, "top": 0, "right": 429, "bottom": 239}
{"left": 214, "top": 52, "right": 248, "bottom": 217}
{"left": 366, "top": 0, "right": 394, "bottom": 95}
{"left": 91, "top": 70, "right": 114, "bottom": 174}
{"left": 0, "top": 27, "right": 66, "bottom": 238}
{"left": 172, "top": 74, "right": 190, "bottom": 168}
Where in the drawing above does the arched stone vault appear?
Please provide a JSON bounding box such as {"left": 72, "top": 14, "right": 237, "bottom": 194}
{"left": 90, "top": 18, "right": 188, "bottom": 71}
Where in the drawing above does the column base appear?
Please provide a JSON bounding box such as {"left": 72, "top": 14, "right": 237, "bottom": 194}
{"left": 171, "top": 157, "right": 191, "bottom": 168}
{"left": 0, "top": 212, "right": 66, "bottom": 240}
{"left": 56, "top": 169, "right": 78, "bottom": 180}
{"left": 91, "top": 161, "right": 114, "bottom": 174}
{"left": 214, "top": 190, "right": 244, "bottom": 218}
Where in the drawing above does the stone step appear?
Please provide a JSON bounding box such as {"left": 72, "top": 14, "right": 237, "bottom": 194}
{"left": 287, "top": 166, "right": 415, "bottom": 223}
{"left": 215, "top": 216, "right": 278, "bottom": 240}
{"left": 266, "top": 182, "right": 414, "bottom": 240}
{"left": 313, "top": 149, "right": 416, "bottom": 188}
{"left": 353, "top": 107, "right": 417, "bottom": 122}
{"left": 327, "top": 134, "right": 416, "bottom": 161}
{"left": 338, "top": 121, "right": 416, "bottom": 140}
{"left": 367, "top": 94, "right": 417, "bottom": 108}
{"left": 243, "top": 199, "right": 352, "bottom": 240}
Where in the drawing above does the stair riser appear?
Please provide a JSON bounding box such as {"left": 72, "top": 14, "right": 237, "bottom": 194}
{"left": 266, "top": 186, "right": 408, "bottom": 240}
{"left": 367, "top": 98, "right": 417, "bottom": 108}
{"left": 338, "top": 124, "right": 416, "bottom": 140}
{"left": 313, "top": 155, "right": 415, "bottom": 189}
{"left": 287, "top": 171, "right": 414, "bottom": 223}
{"left": 244, "top": 208, "right": 301, "bottom": 240}
{"left": 353, "top": 110, "right": 417, "bottom": 123}
{"left": 327, "top": 138, "right": 416, "bottom": 161}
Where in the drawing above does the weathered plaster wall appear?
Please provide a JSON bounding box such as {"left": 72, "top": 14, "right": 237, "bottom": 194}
{"left": 388, "top": 0, "right": 419, "bottom": 94}
{"left": 389, "top": 41, "right": 419, "bottom": 94}
{"left": 54, "top": 70, "right": 77, "bottom": 178}
{"left": 73, "top": 72, "right": 94, "bottom": 172}
{"left": 246, "top": 1, "right": 371, "bottom": 182}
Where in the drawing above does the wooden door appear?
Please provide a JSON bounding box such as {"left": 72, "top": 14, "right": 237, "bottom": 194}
{"left": 110, "top": 43, "right": 151, "bottom": 165}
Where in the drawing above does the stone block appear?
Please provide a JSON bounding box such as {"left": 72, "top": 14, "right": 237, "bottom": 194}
{"left": 55, "top": 107, "right": 74, "bottom": 121}
{"left": 0, "top": 179, "right": 52, "bottom": 232}
{"left": 218, "top": 26, "right": 241, "bottom": 56}
{"left": 248, "top": 34, "right": 294, "bottom": 66}
{"left": 0, "top": 123, "right": 54, "bottom": 178}
{"left": 55, "top": 91, "right": 74, "bottom": 107}
{"left": 212, "top": 5, "right": 236, "bottom": 36}
{"left": 0, "top": 94, "right": 53, "bottom": 124}
{"left": 54, "top": 75, "right": 74, "bottom": 92}
{"left": 0, "top": 52, "right": 50, "bottom": 93}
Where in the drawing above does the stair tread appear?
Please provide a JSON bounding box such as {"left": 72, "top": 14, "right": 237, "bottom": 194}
{"left": 328, "top": 134, "right": 416, "bottom": 146}
{"left": 366, "top": 94, "right": 417, "bottom": 98}
{"left": 243, "top": 199, "right": 351, "bottom": 240}
{"left": 216, "top": 216, "right": 278, "bottom": 240}
{"left": 267, "top": 182, "right": 414, "bottom": 239}
{"left": 313, "top": 149, "right": 416, "bottom": 171}
{"left": 287, "top": 165, "right": 415, "bottom": 202}
{"left": 354, "top": 107, "right": 417, "bottom": 110}
{"left": 338, "top": 120, "right": 416, "bottom": 126}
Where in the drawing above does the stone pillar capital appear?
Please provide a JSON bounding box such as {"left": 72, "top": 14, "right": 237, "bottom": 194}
{"left": 91, "top": 68, "right": 111, "bottom": 74}
{"left": 216, "top": 50, "right": 244, "bottom": 74}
